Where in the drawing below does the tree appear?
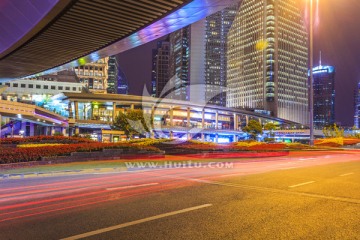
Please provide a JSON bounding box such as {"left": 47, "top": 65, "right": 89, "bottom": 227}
{"left": 264, "top": 122, "right": 277, "bottom": 138}
{"left": 322, "top": 124, "right": 344, "bottom": 138}
{"left": 113, "top": 109, "right": 153, "bottom": 138}
{"left": 243, "top": 120, "right": 263, "bottom": 140}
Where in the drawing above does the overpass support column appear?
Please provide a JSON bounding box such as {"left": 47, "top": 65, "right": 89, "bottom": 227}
{"left": 201, "top": 109, "right": 205, "bottom": 129}
{"left": 215, "top": 133, "right": 219, "bottom": 143}
{"left": 130, "top": 104, "right": 135, "bottom": 110}
{"left": 62, "top": 127, "right": 66, "bottom": 136}
{"left": 245, "top": 115, "right": 249, "bottom": 126}
{"left": 234, "top": 113, "right": 238, "bottom": 131}
{"left": 51, "top": 126, "right": 55, "bottom": 136}
{"left": 0, "top": 114, "right": 2, "bottom": 138}
{"left": 215, "top": 111, "right": 219, "bottom": 129}
{"left": 169, "top": 107, "right": 173, "bottom": 127}
{"left": 74, "top": 101, "right": 79, "bottom": 120}
{"left": 201, "top": 133, "right": 205, "bottom": 142}
{"left": 234, "top": 135, "right": 238, "bottom": 142}
{"left": 187, "top": 107, "right": 191, "bottom": 128}
{"left": 112, "top": 102, "right": 117, "bottom": 122}
{"left": 75, "top": 126, "right": 80, "bottom": 135}
{"left": 169, "top": 131, "right": 174, "bottom": 139}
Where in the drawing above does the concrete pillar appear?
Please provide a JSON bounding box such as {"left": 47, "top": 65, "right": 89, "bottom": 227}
{"left": 215, "top": 111, "right": 219, "bottom": 129}
{"left": 201, "top": 133, "right": 205, "bottom": 142}
{"left": 112, "top": 102, "right": 117, "bottom": 121}
{"left": 234, "top": 135, "right": 238, "bottom": 142}
{"left": 259, "top": 118, "right": 262, "bottom": 125}
{"left": 215, "top": 133, "right": 219, "bottom": 143}
{"left": 130, "top": 104, "right": 135, "bottom": 110}
{"left": 187, "top": 132, "right": 192, "bottom": 140}
{"left": 75, "top": 126, "right": 80, "bottom": 135}
{"left": 151, "top": 106, "right": 155, "bottom": 129}
{"left": 187, "top": 107, "right": 191, "bottom": 128}
{"left": 201, "top": 109, "right": 205, "bottom": 129}
{"left": 169, "top": 131, "right": 174, "bottom": 139}
{"left": 74, "top": 101, "right": 79, "bottom": 120}
{"left": 246, "top": 115, "right": 249, "bottom": 126}
{"left": 62, "top": 127, "right": 66, "bottom": 136}
{"left": 150, "top": 130, "right": 155, "bottom": 139}
{"left": 30, "top": 123, "right": 35, "bottom": 136}
{"left": 51, "top": 126, "right": 55, "bottom": 136}
{"left": 234, "top": 113, "right": 238, "bottom": 131}
{"left": 68, "top": 101, "right": 73, "bottom": 119}
{"left": 169, "top": 107, "right": 173, "bottom": 127}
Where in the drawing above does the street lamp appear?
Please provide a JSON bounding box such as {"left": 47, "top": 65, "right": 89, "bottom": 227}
{"left": 309, "top": 0, "right": 314, "bottom": 146}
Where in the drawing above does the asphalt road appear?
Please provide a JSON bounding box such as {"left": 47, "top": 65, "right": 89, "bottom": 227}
{"left": 1, "top": 150, "right": 360, "bottom": 240}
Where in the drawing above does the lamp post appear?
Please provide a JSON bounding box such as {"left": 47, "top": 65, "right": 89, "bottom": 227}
{"left": 309, "top": 0, "right": 314, "bottom": 146}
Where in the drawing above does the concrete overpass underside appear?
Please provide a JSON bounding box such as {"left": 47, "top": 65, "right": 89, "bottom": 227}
{"left": 0, "top": 0, "right": 240, "bottom": 80}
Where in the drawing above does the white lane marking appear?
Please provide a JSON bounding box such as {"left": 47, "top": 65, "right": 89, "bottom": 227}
{"left": 60, "top": 204, "right": 212, "bottom": 240}
{"left": 289, "top": 181, "right": 315, "bottom": 188}
{"left": 339, "top": 173, "right": 354, "bottom": 177}
{"left": 106, "top": 183, "right": 159, "bottom": 191}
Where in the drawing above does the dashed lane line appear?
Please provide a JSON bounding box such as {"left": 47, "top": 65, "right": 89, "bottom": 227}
{"left": 289, "top": 181, "right": 315, "bottom": 188}
{"left": 60, "top": 204, "right": 212, "bottom": 240}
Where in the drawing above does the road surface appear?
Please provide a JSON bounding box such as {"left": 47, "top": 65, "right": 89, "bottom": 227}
{"left": 1, "top": 150, "right": 360, "bottom": 239}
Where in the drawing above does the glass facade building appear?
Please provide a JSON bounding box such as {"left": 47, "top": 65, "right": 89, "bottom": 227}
{"left": 312, "top": 65, "right": 335, "bottom": 128}
{"left": 152, "top": 40, "right": 170, "bottom": 98}
{"left": 226, "top": 0, "right": 309, "bottom": 125}
{"left": 205, "top": 4, "right": 239, "bottom": 106}
{"left": 107, "top": 56, "right": 118, "bottom": 94}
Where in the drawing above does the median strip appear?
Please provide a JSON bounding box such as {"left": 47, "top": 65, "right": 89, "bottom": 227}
{"left": 60, "top": 204, "right": 212, "bottom": 240}
{"left": 106, "top": 183, "right": 159, "bottom": 191}
{"left": 289, "top": 181, "right": 315, "bottom": 188}
{"left": 339, "top": 172, "right": 354, "bottom": 177}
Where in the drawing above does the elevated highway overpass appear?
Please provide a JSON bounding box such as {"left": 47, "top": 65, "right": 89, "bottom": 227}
{"left": 0, "top": 0, "right": 240, "bottom": 81}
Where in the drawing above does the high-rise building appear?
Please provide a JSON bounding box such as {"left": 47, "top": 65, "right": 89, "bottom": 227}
{"left": 107, "top": 56, "right": 118, "bottom": 94}
{"left": 312, "top": 64, "right": 335, "bottom": 128}
{"left": 73, "top": 57, "right": 109, "bottom": 94}
{"left": 205, "top": 4, "right": 239, "bottom": 106}
{"left": 152, "top": 40, "right": 170, "bottom": 98}
{"left": 169, "top": 26, "right": 191, "bottom": 101}
{"left": 117, "top": 68, "right": 128, "bottom": 95}
{"left": 226, "top": 0, "right": 309, "bottom": 124}
{"left": 168, "top": 20, "right": 206, "bottom": 102}
{"left": 354, "top": 81, "right": 360, "bottom": 128}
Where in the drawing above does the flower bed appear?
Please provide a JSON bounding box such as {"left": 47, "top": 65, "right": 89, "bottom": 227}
{"left": 314, "top": 138, "right": 343, "bottom": 147}
{"left": 17, "top": 143, "right": 65, "bottom": 148}
{"left": 0, "top": 136, "right": 94, "bottom": 145}
{"left": 343, "top": 138, "right": 360, "bottom": 146}
{"left": 0, "top": 142, "right": 161, "bottom": 164}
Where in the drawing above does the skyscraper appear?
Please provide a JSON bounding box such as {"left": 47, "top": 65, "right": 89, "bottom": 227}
{"left": 168, "top": 20, "right": 206, "bottom": 102}
{"left": 107, "top": 56, "right": 118, "bottom": 94}
{"left": 117, "top": 68, "right": 128, "bottom": 95}
{"left": 312, "top": 64, "right": 335, "bottom": 128}
{"left": 205, "top": 4, "right": 239, "bottom": 106}
{"left": 169, "top": 26, "right": 191, "bottom": 101}
{"left": 226, "top": 0, "right": 309, "bottom": 124}
{"left": 152, "top": 39, "right": 170, "bottom": 98}
{"left": 73, "top": 57, "right": 109, "bottom": 94}
{"left": 354, "top": 81, "right": 360, "bottom": 128}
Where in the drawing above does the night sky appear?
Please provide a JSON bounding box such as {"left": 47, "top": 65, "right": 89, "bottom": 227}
{"left": 118, "top": 0, "right": 360, "bottom": 126}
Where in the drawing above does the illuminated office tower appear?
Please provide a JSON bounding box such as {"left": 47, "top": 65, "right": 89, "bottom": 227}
{"left": 152, "top": 39, "right": 170, "bottom": 98}
{"left": 355, "top": 81, "right": 360, "bottom": 128}
{"left": 117, "top": 68, "right": 128, "bottom": 95}
{"left": 312, "top": 64, "right": 335, "bottom": 128}
{"left": 227, "top": 0, "right": 309, "bottom": 124}
{"left": 73, "top": 57, "right": 109, "bottom": 94}
{"left": 107, "top": 56, "right": 118, "bottom": 94}
{"left": 168, "top": 19, "right": 206, "bottom": 102}
{"left": 205, "top": 4, "right": 239, "bottom": 106}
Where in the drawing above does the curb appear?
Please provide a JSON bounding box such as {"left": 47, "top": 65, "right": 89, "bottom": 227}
{"left": 0, "top": 167, "right": 128, "bottom": 180}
